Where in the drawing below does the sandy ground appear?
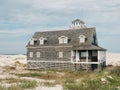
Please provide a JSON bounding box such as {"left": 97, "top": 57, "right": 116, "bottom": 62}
{"left": 0, "top": 54, "right": 63, "bottom": 90}
{"left": 0, "top": 52, "right": 119, "bottom": 90}
{"left": 106, "top": 52, "right": 120, "bottom": 66}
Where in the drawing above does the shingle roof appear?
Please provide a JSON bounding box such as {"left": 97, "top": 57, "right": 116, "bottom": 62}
{"left": 27, "top": 27, "right": 96, "bottom": 46}
{"left": 72, "top": 45, "right": 106, "bottom": 51}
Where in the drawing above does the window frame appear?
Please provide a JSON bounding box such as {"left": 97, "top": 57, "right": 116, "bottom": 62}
{"left": 58, "top": 36, "right": 68, "bottom": 44}
{"left": 79, "top": 35, "right": 86, "bottom": 43}
{"left": 39, "top": 37, "right": 46, "bottom": 45}
{"left": 58, "top": 52, "right": 63, "bottom": 58}
{"left": 29, "top": 52, "right": 33, "bottom": 58}
{"left": 81, "top": 51, "right": 87, "bottom": 58}
{"left": 36, "top": 52, "right": 40, "bottom": 58}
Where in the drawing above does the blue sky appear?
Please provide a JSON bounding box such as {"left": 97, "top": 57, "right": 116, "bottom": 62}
{"left": 0, "top": 0, "right": 120, "bottom": 54}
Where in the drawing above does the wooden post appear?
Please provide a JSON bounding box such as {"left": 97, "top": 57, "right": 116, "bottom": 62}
{"left": 86, "top": 50, "right": 88, "bottom": 71}
{"left": 98, "top": 50, "right": 102, "bottom": 72}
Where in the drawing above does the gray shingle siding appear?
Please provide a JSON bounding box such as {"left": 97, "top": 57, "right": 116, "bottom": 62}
{"left": 27, "top": 47, "right": 72, "bottom": 61}
{"left": 26, "top": 27, "right": 106, "bottom": 70}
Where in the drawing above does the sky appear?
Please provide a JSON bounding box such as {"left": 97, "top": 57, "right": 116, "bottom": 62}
{"left": 0, "top": 0, "right": 120, "bottom": 54}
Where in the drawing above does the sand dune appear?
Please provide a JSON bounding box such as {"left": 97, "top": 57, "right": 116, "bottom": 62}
{"left": 106, "top": 52, "right": 120, "bottom": 66}
{"left": 0, "top": 55, "right": 26, "bottom": 67}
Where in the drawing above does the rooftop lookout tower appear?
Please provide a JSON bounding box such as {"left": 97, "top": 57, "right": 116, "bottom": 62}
{"left": 70, "top": 19, "right": 86, "bottom": 29}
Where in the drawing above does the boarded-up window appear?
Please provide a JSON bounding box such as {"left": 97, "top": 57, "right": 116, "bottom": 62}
{"left": 36, "top": 52, "right": 40, "bottom": 57}
{"left": 29, "top": 52, "right": 33, "bottom": 57}
{"left": 59, "top": 52, "right": 63, "bottom": 58}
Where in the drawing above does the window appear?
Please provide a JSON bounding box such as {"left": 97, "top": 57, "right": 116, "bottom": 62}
{"left": 30, "top": 38, "right": 34, "bottom": 45}
{"left": 59, "top": 52, "right": 63, "bottom": 58}
{"left": 39, "top": 37, "right": 46, "bottom": 45}
{"left": 58, "top": 36, "right": 68, "bottom": 44}
{"left": 81, "top": 51, "right": 87, "bottom": 58}
{"left": 30, "top": 38, "right": 38, "bottom": 45}
{"left": 79, "top": 35, "right": 86, "bottom": 43}
{"left": 36, "top": 52, "right": 40, "bottom": 57}
{"left": 29, "top": 52, "right": 33, "bottom": 58}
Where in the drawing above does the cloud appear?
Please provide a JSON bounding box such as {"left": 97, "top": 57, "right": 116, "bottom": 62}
{"left": 1, "top": 0, "right": 120, "bottom": 27}
{"left": 0, "top": 0, "right": 120, "bottom": 53}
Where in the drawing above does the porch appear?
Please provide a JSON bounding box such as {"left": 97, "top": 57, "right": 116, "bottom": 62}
{"left": 71, "top": 50, "right": 106, "bottom": 70}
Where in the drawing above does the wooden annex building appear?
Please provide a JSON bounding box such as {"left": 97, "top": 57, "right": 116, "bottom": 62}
{"left": 26, "top": 19, "right": 106, "bottom": 71}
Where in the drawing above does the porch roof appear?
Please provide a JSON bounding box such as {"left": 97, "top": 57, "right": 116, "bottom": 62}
{"left": 72, "top": 45, "right": 106, "bottom": 51}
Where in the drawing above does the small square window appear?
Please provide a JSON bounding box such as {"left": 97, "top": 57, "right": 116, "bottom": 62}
{"left": 29, "top": 52, "right": 33, "bottom": 58}
{"left": 36, "top": 52, "right": 40, "bottom": 57}
{"left": 59, "top": 52, "right": 63, "bottom": 58}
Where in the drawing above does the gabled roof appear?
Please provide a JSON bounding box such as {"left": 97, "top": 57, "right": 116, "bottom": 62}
{"left": 58, "top": 35, "right": 68, "bottom": 39}
{"left": 27, "top": 27, "right": 96, "bottom": 46}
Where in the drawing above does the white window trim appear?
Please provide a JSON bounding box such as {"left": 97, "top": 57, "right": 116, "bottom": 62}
{"left": 58, "top": 52, "right": 63, "bottom": 58}
{"left": 30, "top": 38, "right": 38, "bottom": 45}
{"left": 29, "top": 52, "right": 33, "bottom": 58}
{"left": 39, "top": 37, "right": 46, "bottom": 45}
{"left": 81, "top": 51, "right": 87, "bottom": 57}
{"left": 79, "top": 35, "right": 86, "bottom": 43}
{"left": 58, "top": 36, "right": 68, "bottom": 44}
{"left": 36, "top": 52, "right": 40, "bottom": 58}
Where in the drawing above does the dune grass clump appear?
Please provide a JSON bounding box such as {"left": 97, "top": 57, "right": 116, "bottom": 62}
{"left": 110, "top": 66, "right": 120, "bottom": 76}
{"left": 16, "top": 71, "right": 59, "bottom": 80}
{"left": 16, "top": 72, "right": 42, "bottom": 77}
{"left": 40, "top": 81, "right": 56, "bottom": 87}
{"left": 0, "top": 78, "right": 26, "bottom": 84}
{"left": 19, "top": 80, "right": 37, "bottom": 89}
{"left": 0, "top": 85, "right": 6, "bottom": 90}
{"left": 0, "top": 78, "right": 37, "bottom": 90}
{"left": 7, "top": 85, "right": 23, "bottom": 90}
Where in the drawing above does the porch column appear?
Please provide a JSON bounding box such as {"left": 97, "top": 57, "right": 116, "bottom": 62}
{"left": 86, "top": 50, "right": 88, "bottom": 62}
{"left": 86, "top": 50, "right": 88, "bottom": 71}
{"left": 71, "top": 51, "right": 73, "bottom": 62}
{"left": 76, "top": 50, "right": 79, "bottom": 62}
{"left": 98, "top": 50, "right": 101, "bottom": 71}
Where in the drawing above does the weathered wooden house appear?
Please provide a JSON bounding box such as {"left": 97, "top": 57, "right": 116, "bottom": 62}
{"left": 26, "top": 19, "right": 106, "bottom": 71}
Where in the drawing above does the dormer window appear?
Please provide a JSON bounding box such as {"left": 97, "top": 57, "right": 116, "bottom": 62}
{"left": 79, "top": 35, "right": 86, "bottom": 43}
{"left": 30, "top": 38, "right": 37, "bottom": 45}
{"left": 58, "top": 36, "right": 68, "bottom": 44}
{"left": 39, "top": 37, "right": 46, "bottom": 45}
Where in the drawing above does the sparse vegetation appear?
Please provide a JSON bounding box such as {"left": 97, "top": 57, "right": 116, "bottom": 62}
{"left": 110, "top": 66, "right": 120, "bottom": 76}
{"left": 1, "top": 66, "right": 120, "bottom": 90}
{"left": 0, "top": 78, "right": 26, "bottom": 83}
{"left": 0, "top": 78, "right": 37, "bottom": 90}
{"left": 40, "top": 81, "right": 56, "bottom": 87}
{"left": 62, "top": 67, "right": 120, "bottom": 90}
{"left": 7, "top": 85, "right": 23, "bottom": 90}
{"left": 0, "top": 85, "right": 6, "bottom": 90}
{"left": 19, "top": 80, "right": 37, "bottom": 89}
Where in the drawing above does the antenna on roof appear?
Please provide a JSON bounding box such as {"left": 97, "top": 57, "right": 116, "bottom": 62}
{"left": 70, "top": 19, "right": 86, "bottom": 29}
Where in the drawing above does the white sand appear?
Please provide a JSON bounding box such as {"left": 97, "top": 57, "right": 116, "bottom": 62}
{"left": 106, "top": 52, "right": 120, "bottom": 66}
{"left": 0, "top": 55, "right": 26, "bottom": 67}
